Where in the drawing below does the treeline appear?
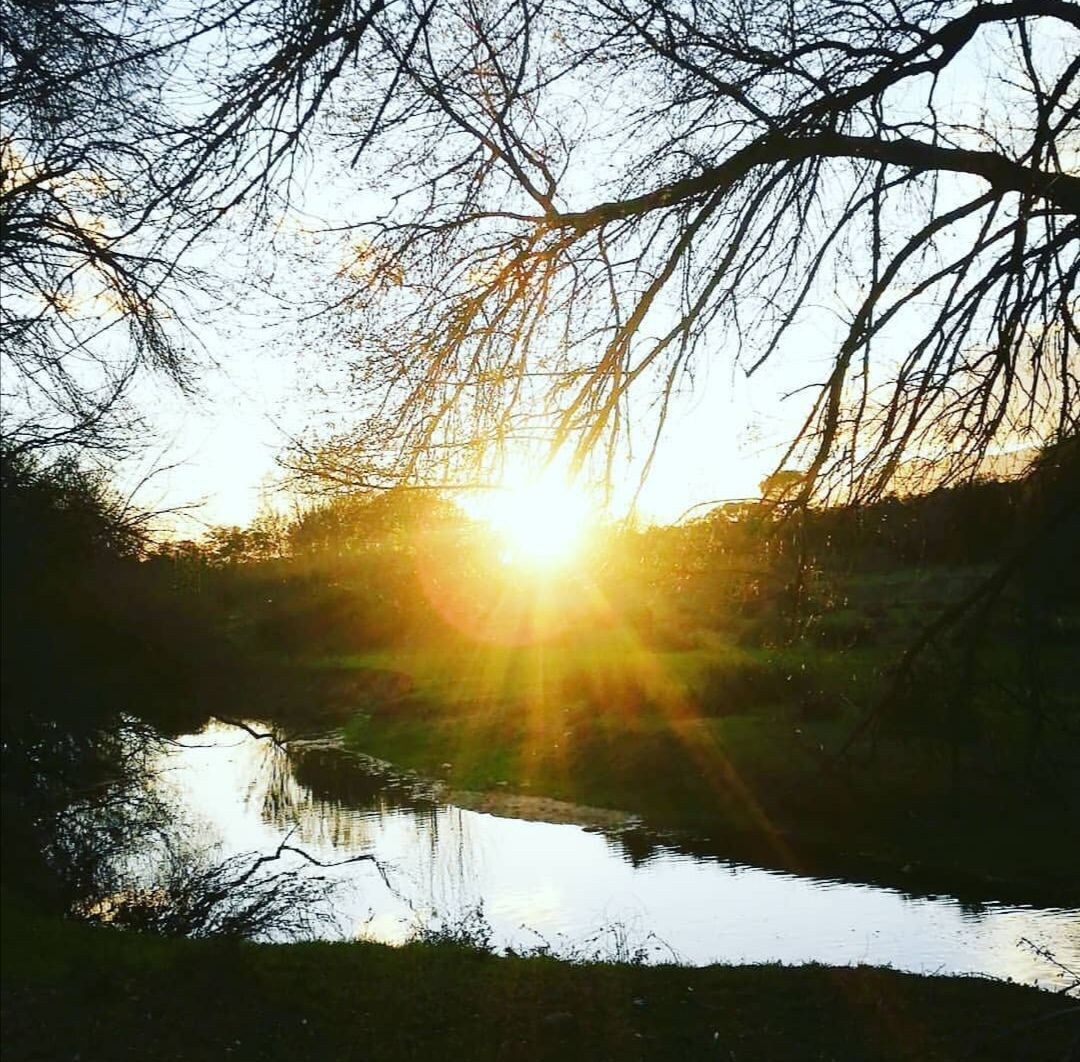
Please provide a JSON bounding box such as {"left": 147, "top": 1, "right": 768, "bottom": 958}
{"left": 117, "top": 439, "right": 1077, "bottom": 659}
{"left": 1, "top": 448, "right": 243, "bottom": 913}
{"left": 6, "top": 442, "right": 1071, "bottom": 682}
{"left": 0, "top": 449, "right": 235, "bottom": 734}
{"left": 154, "top": 491, "right": 485, "bottom": 652}
{"left": 657, "top": 443, "right": 1076, "bottom": 573}
{"left": 175, "top": 443, "right": 1077, "bottom": 574}
{"left": 5, "top": 441, "right": 1075, "bottom": 674}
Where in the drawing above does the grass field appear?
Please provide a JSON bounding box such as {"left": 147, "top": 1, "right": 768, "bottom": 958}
{"left": 3, "top": 898, "right": 1076, "bottom": 1062}
{"left": 305, "top": 615, "right": 1079, "bottom": 905}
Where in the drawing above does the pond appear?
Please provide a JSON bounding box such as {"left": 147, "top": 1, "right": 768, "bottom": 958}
{"left": 156, "top": 721, "right": 1079, "bottom": 990}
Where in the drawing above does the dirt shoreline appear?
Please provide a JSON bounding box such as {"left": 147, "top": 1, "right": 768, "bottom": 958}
{"left": 290, "top": 727, "right": 636, "bottom": 829}
{"left": 443, "top": 786, "right": 636, "bottom": 828}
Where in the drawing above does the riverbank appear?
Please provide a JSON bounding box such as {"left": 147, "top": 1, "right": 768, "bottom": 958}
{"left": 3, "top": 900, "right": 1076, "bottom": 1061}
{"left": 300, "top": 637, "right": 1080, "bottom": 907}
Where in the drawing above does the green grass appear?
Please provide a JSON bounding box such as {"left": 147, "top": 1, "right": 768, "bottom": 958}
{"left": 265, "top": 560, "right": 1080, "bottom": 904}
{"left": 317, "top": 632, "right": 1079, "bottom": 906}
{"left": 323, "top": 637, "right": 883, "bottom": 715}
{"left": 3, "top": 900, "right": 1075, "bottom": 1061}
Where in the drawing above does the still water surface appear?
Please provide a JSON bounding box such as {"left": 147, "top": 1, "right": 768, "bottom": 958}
{"left": 158, "top": 722, "right": 1078, "bottom": 990}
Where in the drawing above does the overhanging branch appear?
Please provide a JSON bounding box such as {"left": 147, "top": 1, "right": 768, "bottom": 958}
{"left": 552, "top": 132, "right": 1080, "bottom": 235}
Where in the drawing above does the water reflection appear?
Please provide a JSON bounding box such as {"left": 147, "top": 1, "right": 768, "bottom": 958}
{"left": 158, "top": 722, "right": 1080, "bottom": 992}
{"left": 255, "top": 742, "right": 440, "bottom": 852}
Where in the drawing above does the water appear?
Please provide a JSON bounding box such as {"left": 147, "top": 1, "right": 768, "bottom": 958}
{"left": 156, "top": 721, "right": 1079, "bottom": 990}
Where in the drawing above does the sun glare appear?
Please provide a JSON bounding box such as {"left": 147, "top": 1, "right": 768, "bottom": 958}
{"left": 477, "top": 476, "right": 594, "bottom": 568}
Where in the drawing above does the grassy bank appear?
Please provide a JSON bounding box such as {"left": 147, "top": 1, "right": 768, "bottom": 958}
{"left": 2, "top": 901, "right": 1076, "bottom": 1061}
{"left": 319, "top": 627, "right": 1079, "bottom": 905}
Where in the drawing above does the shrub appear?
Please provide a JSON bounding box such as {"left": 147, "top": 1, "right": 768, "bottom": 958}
{"left": 694, "top": 657, "right": 811, "bottom": 715}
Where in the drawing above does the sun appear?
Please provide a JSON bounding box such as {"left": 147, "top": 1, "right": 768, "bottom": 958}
{"left": 475, "top": 475, "right": 595, "bottom": 568}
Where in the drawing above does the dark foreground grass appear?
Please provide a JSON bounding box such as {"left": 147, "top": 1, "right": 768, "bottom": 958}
{"left": 3, "top": 903, "right": 1077, "bottom": 1062}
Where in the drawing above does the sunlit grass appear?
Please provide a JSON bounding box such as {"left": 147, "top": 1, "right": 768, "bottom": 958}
{"left": 325, "top": 557, "right": 1051, "bottom": 886}
{"left": 328, "top": 638, "right": 712, "bottom": 706}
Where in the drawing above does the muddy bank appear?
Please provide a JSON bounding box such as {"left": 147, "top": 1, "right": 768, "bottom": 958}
{"left": 445, "top": 787, "right": 635, "bottom": 829}
{"left": 284, "top": 726, "right": 635, "bottom": 830}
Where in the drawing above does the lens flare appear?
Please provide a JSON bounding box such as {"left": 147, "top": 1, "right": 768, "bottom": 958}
{"left": 476, "top": 476, "right": 594, "bottom": 568}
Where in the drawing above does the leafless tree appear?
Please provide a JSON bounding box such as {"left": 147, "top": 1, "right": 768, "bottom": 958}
{"left": 282, "top": 0, "right": 1079, "bottom": 507}
{"left": 2, "top": 0, "right": 187, "bottom": 454}
{"left": 4, "top": 1, "right": 1077, "bottom": 502}
{"left": 0, "top": 0, "right": 397, "bottom": 454}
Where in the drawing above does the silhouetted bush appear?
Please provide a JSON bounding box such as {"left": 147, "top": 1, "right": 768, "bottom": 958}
{"left": 694, "top": 658, "right": 811, "bottom": 715}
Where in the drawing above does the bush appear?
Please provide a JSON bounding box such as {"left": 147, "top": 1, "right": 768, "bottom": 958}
{"left": 560, "top": 667, "right": 650, "bottom": 715}
{"left": 694, "top": 657, "right": 811, "bottom": 715}
{"left": 804, "top": 610, "right": 879, "bottom": 650}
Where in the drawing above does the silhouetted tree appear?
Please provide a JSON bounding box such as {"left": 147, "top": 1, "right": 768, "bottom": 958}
{"left": 6, "top": 1, "right": 1075, "bottom": 496}
{"left": 1, "top": 0, "right": 397, "bottom": 453}
{"left": 1, "top": 0, "right": 193, "bottom": 452}
{"left": 280, "top": 0, "right": 1079, "bottom": 508}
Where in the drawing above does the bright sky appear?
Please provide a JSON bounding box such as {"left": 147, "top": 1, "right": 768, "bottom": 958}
{"left": 120, "top": 323, "right": 807, "bottom": 535}
{"left": 110, "top": 16, "right": 1066, "bottom": 535}
{"left": 117, "top": 183, "right": 816, "bottom": 535}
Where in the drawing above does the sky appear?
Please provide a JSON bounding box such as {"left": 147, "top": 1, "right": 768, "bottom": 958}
{"left": 123, "top": 319, "right": 805, "bottom": 534}
{"left": 116, "top": 172, "right": 818, "bottom": 536}
{"left": 104, "top": 13, "right": 1071, "bottom": 536}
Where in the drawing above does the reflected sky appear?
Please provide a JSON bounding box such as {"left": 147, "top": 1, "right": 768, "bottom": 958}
{"left": 157, "top": 722, "right": 1080, "bottom": 991}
